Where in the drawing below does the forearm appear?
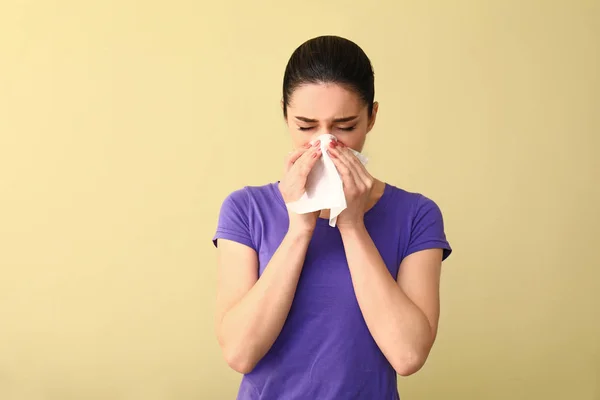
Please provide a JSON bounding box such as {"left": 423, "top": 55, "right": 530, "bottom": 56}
{"left": 219, "top": 228, "right": 312, "bottom": 372}
{"left": 340, "top": 224, "right": 433, "bottom": 375}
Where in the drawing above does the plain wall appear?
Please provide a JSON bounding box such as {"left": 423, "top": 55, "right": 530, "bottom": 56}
{"left": 1, "top": 0, "right": 598, "bottom": 399}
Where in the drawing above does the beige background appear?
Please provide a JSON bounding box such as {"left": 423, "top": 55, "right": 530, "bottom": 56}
{"left": 1, "top": 0, "right": 599, "bottom": 399}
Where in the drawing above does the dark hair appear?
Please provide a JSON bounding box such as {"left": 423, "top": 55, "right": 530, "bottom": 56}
{"left": 282, "top": 35, "right": 375, "bottom": 118}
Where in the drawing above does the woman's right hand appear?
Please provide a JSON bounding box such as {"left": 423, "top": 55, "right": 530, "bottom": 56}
{"left": 279, "top": 140, "right": 322, "bottom": 234}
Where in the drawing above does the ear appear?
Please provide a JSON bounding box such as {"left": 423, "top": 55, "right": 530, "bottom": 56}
{"left": 366, "top": 101, "right": 379, "bottom": 133}
{"left": 281, "top": 99, "right": 289, "bottom": 124}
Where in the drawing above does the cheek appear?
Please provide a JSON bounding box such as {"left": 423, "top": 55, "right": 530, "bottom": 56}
{"left": 338, "top": 139, "right": 361, "bottom": 151}
{"left": 335, "top": 128, "right": 368, "bottom": 150}
{"left": 288, "top": 126, "right": 324, "bottom": 148}
{"left": 287, "top": 127, "right": 310, "bottom": 148}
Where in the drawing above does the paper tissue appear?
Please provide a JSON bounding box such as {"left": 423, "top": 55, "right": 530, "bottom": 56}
{"left": 285, "top": 134, "right": 368, "bottom": 227}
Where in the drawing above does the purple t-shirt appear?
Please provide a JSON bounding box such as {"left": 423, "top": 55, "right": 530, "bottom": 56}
{"left": 213, "top": 182, "right": 451, "bottom": 400}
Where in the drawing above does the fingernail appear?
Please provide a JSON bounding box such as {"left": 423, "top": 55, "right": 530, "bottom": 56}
{"left": 329, "top": 141, "right": 337, "bottom": 148}
{"left": 304, "top": 143, "right": 311, "bottom": 148}
{"left": 313, "top": 140, "right": 321, "bottom": 147}
{"left": 312, "top": 152, "right": 318, "bottom": 158}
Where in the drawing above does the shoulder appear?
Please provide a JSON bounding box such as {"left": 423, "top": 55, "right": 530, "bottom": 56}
{"left": 213, "top": 182, "right": 282, "bottom": 250}
{"left": 218, "top": 182, "right": 281, "bottom": 213}
{"left": 384, "top": 184, "right": 444, "bottom": 218}
{"left": 384, "top": 183, "right": 452, "bottom": 260}
{"left": 216, "top": 182, "right": 284, "bottom": 227}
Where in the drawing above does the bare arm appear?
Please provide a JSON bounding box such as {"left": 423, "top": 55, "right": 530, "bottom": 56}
{"left": 215, "top": 228, "right": 312, "bottom": 374}
{"left": 326, "top": 140, "right": 446, "bottom": 376}
{"left": 214, "top": 142, "right": 322, "bottom": 374}
{"left": 340, "top": 224, "right": 443, "bottom": 376}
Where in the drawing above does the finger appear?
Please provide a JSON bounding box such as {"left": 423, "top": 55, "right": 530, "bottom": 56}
{"left": 327, "top": 144, "right": 359, "bottom": 189}
{"left": 285, "top": 143, "right": 311, "bottom": 172}
{"left": 337, "top": 146, "right": 373, "bottom": 189}
{"left": 292, "top": 145, "right": 322, "bottom": 179}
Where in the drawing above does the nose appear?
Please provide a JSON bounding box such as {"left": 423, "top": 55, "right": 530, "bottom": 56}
{"left": 310, "top": 132, "right": 337, "bottom": 143}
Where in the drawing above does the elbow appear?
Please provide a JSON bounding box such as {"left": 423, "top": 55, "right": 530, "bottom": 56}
{"left": 221, "top": 344, "right": 257, "bottom": 374}
{"left": 393, "top": 359, "right": 423, "bottom": 377}
{"left": 216, "top": 324, "right": 260, "bottom": 374}
{"left": 392, "top": 330, "right": 437, "bottom": 376}
{"left": 225, "top": 354, "right": 256, "bottom": 375}
{"left": 391, "top": 349, "right": 429, "bottom": 377}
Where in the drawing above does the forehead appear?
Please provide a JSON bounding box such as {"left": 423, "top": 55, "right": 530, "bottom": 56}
{"left": 288, "top": 83, "right": 365, "bottom": 119}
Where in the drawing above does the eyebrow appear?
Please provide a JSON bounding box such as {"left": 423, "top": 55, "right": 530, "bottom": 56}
{"left": 294, "top": 115, "right": 359, "bottom": 123}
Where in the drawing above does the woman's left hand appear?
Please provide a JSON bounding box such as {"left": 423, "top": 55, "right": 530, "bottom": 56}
{"left": 327, "top": 140, "right": 374, "bottom": 229}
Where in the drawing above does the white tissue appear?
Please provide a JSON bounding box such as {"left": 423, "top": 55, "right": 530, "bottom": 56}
{"left": 286, "top": 134, "right": 368, "bottom": 227}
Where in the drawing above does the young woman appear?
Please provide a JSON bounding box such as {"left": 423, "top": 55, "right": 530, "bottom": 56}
{"left": 213, "top": 35, "right": 452, "bottom": 400}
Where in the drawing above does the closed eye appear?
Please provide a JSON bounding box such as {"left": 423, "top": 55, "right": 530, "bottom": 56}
{"left": 298, "top": 125, "right": 356, "bottom": 131}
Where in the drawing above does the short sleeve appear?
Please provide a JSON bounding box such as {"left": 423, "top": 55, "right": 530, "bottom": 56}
{"left": 405, "top": 195, "right": 452, "bottom": 261}
{"left": 212, "top": 188, "right": 256, "bottom": 251}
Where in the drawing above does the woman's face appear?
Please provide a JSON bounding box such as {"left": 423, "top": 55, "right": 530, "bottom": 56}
{"left": 284, "top": 83, "right": 378, "bottom": 152}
